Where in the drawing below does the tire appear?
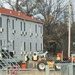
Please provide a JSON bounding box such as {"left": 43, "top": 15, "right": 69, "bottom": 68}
{"left": 55, "top": 63, "right": 61, "bottom": 71}
{"left": 55, "top": 60, "right": 62, "bottom": 71}
{"left": 37, "top": 61, "right": 47, "bottom": 71}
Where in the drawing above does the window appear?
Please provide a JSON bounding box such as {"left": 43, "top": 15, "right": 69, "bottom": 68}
{"left": 13, "top": 40, "right": 14, "bottom": 50}
{"left": 24, "top": 42, "right": 26, "bottom": 51}
{"left": 40, "top": 26, "right": 42, "bottom": 33}
{"left": 12, "top": 20, "right": 14, "bottom": 29}
{"left": 35, "top": 43, "right": 37, "bottom": 51}
{"left": 35, "top": 25, "right": 37, "bottom": 33}
{"left": 0, "top": 17, "right": 2, "bottom": 27}
{"left": 24, "top": 22, "right": 25, "bottom": 31}
{"left": 0, "top": 40, "right": 2, "bottom": 47}
{"left": 30, "top": 42, "right": 32, "bottom": 51}
{"left": 20, "top": 22, "right": 22, "bottom": 31}
{"left": 41, "top": 43, "right": 42, "bottom": 51}
{"left": 30, "top": 25, "right": 32, "bottom": 32}
{"left": 7, "top": 19, "right": 9, "bottom": 42}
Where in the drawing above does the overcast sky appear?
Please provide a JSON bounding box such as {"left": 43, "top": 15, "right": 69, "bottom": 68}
{"left": 0, "top": 0, "right": 75, "bottom": 21}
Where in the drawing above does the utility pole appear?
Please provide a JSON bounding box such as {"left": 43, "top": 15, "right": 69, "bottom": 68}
{"left": 68, "top": 0, "right": 71, "bottom": 57}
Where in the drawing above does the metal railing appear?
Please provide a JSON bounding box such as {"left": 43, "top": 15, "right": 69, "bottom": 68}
{"left": 61, "top": 53, "right": 75, "bottom": 75}
{"left": 0, "top": 51, "right": 20, "bottom": 75}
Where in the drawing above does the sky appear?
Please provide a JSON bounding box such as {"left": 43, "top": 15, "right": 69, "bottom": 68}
{"left": 0, "top": 0, "right": 75, "bottom": 22}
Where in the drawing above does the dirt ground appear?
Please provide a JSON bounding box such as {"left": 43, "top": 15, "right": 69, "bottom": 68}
{"left": 18, "top": 61, "right": 61, "bottom": 75}
{"left": 19, "top": 70, "right": 61, "bottom": 75}
{"left": 0, "top": 68, "right": 61, "bottom": 75}
{"left": 0, "top": 61, "right": 61, "bottom": 75}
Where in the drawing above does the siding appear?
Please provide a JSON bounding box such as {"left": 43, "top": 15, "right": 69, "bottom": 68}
{"left": 0, "top": 8, "right": 43, "bottom": 60}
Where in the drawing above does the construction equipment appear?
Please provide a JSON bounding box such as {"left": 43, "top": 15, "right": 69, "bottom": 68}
{"left": 37, "top": 52, "right": 55, "bottom": 71}
{"left": 37, "top": 51, "right": 75, "bottom": 71}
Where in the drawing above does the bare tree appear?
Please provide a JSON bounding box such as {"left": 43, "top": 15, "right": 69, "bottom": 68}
{"left": 35, "top": 0, "right": 68, "bottom": 52}
{"left": 1, "top": 0, "right": 73, "bottom": 56}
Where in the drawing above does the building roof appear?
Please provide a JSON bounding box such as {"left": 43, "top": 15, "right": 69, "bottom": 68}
{"left": 0, "top": 8, "right": 42, "bottom": 23}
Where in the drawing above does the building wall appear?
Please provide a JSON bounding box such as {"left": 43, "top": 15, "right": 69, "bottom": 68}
{"left": 0, "top": 13, "right": 43, "bottom": 60}
{"left": 72, "top": 0, "right": 75, "bottom": 22}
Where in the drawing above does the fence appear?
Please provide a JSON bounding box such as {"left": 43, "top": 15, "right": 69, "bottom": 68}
{"left": 61, "top": 63, "right": 75, "bottom": 75}
{"left": 61, "top": 53, "right": 75, "bottom": 75}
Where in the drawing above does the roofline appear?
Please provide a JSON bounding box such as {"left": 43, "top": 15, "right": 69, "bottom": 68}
{"left": 0, "top": 8, "right": 43, "bottom": 24}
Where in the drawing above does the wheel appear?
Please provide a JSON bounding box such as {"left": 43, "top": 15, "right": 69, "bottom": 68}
{"left": 37, "top": 61, "right": 47, "bottom": 71}
{"left": 55, "top": 60, "right": 62, "bottom": 71}
{"left": 55, "top": 63, "right": 61, "bottom": 71}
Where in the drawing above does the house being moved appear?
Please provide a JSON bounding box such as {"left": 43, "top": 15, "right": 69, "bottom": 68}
{"left": 0, "top": 8, "right": 43, "bottom": 60}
